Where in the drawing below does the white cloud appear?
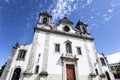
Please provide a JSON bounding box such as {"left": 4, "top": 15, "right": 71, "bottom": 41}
{"left": 104, "top": 16, "right": 112, "bottom": 21}
{"left": 107, "top": 52, "right": 120, "bottom": 64}
{"left": 86, "top": 0, "right": 92, "bottom": 5}
{"left": 108, "top": 9, "right": 112, "bottom": 13}
{"left": 5, "top": 0, "right": 10, "bottom": 3}
{"left": 19, "top": 12, "right": 39, "bottom": 44}
{"left": 47, "top": 0, "right": 94, "bottom": 23}
{"left": 50, "top": 0, "right": 78, "bottom": 22}
{"left": 90, "top": 16, "right": 94, "bottom": 19}
{"left": 103, "top": 14, "right": 107, "bottom": 17}
{"left": 19, "top": 29, "right": 33, "bottom": 44}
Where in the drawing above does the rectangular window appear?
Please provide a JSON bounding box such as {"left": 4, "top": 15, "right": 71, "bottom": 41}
{"left": 17, "top": 50, "right": 26, "bottom": 60}
{"left": 77, "top": 47, "right": 81, "bottom": 55}
{"left": 55, "top": 44, "right": 60, "bottom": 52}
{"left": 100, "top": 58, "right": 106, "bottom": 66}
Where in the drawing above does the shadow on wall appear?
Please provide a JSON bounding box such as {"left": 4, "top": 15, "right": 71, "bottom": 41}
{"left": 56, "top": 58, "right": 62, "bottom": 66}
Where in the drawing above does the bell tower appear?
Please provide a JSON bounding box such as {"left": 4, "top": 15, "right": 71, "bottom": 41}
{"left": 75, "top": 20, "right": 89, "bottom": 34}
{"left": 38, "top": 12, "right": 52, "bottom": 24}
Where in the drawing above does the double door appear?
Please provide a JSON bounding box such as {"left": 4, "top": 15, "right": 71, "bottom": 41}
{"left": 66, "top": 64, "right": 76, "bottom": 80}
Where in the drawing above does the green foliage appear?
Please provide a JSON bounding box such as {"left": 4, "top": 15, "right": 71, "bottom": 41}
{"left": 0, "top": 62, "right": 7, "bottom": 77}
{"left": 116, "top": 62, "right": 120, "bottom": 73}
{"left": 0, "top": 69, "right": 2, "bottom": 76}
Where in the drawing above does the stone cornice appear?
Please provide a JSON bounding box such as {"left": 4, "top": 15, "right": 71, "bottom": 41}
{"left": 34, "top": 27, "right": 94, "bottom": 41}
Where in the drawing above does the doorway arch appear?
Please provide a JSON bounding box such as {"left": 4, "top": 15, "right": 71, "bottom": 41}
{"left": 11, "top": 68, "right": 21, "bottom": 80}
{"left": 105, "top": 72, "right": 111, "bottom": 80}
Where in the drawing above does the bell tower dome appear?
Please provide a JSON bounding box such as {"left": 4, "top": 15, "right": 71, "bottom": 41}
{"left": 38, "top": 12, "right": 52, "bottom": 24}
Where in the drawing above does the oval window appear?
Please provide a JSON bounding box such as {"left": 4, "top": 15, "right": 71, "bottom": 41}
{"left": 63, "top": 26, "right": 70, "bottom": 32}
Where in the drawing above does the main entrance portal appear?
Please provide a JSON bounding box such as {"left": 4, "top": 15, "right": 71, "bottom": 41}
{"left": 66, "top": 64, "right": 76, "bottom": 80}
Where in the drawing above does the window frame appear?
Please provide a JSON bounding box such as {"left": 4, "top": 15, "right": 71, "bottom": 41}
{"left": 66, "top": 42, "right": 72, "bottom": 53}
{"left": 35, "top": 65, "right": 39, "bottom": 74}
{"left": 95, "top": 68, "right": 99, "bottom": 75}
{"left": 100, "top": 58, "right": 106, "bottom": 66}
{"left": 11, "top": 68, "right": 21, "bottom": 80}
{"left": 43, "top": 17, "right": 48, "bottom": 24}
{"left": 55, "top": 43, "right": 60, "bottom": 53}
{"left": 76, "top": 47, "right": 82, "bottom": 55}
{"left": 17, "top": 50, "right": 27, "bottom": 60}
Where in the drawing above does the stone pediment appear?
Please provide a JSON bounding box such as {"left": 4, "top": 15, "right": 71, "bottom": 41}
{"left": 59, "top": 17, "right": 73, "bottom": 25}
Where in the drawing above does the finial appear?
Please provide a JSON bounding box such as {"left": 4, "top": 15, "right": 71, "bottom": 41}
{"left": 102, "top": 53, "right": 105, "bottom": 56}
{"left": 15, "top": 42, "right": 20, "bottom": 47}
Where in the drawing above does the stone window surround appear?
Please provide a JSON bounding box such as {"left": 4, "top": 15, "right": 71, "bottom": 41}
{"left": 100, "top": 58, "right": 106, "bottom": 66}
{"left": 64, "top": 40, "right": 72, "bottom": 54}
{"left": 16, "top": 49, "right": 27, "bottom": 61}
{"left": 9, "top": 66, "right": 22, "bottom": 80}
{"left": 76, "top": 46, "right": 82, "bottom": 55}
{"left": 54, "top": 43, "right": 60, "bottom": 53}
{"left": 34, "top": 65, "right": 39, "bottom": 74}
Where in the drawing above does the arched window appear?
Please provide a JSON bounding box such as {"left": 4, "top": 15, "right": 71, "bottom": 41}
{"left": 66, "top": 43, "right": 72, "bottom": 53}
{"left": 35, "top": 65, "right": 39, "bottom": 74}
{"left": 95, "top": 68, "right": 99, "bottom": 75}
{"left": 43, "top": 18, "right": 47, "bottom": 24}
{"left": 82, "top": 27, "right": 86, "bottom": 33}
{"left": 11, "top": 68, "right": 21, "bottom": 80}
{"left": 105, "top": 72, "right": 111, "bottom": 80}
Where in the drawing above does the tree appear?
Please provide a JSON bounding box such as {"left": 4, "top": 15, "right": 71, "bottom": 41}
{"left": 0, "top": 62, "right": 7, "bottom": 76}
{"left": 115, "top": 62, "right": 120, "bottom": 78}
{"left": 116, "top": 62, "right": 120, "bottom": 73}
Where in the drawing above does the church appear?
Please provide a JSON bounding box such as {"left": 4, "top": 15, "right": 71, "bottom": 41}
{"left": 1, "top": 12, "right": 115, "bottom": 80}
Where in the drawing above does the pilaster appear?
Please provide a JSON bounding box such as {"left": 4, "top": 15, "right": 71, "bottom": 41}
{"left": 1, "top": 45, "right": 19, "bottom": 80}
{"left": 25, "top": 30, "right": 39, "bottom": 74}
{"left": 83, "top": 41, "right": 93, "bottom": 80}
{"left": 40, "top": 32, "right": 50, "bottom": 79}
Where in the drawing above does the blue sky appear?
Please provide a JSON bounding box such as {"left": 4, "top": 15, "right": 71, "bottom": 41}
{"left": 0, "top": 0, "right": 120, "bottom": 67}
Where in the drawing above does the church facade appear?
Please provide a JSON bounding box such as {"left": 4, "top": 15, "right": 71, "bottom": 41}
{"left": 1, "top": 12, "right": 115, "bottom": 80}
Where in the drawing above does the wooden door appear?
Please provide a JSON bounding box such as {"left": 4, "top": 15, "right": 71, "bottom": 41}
{"left": 66, "top": 64, "right": 76, "bottom": 80}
